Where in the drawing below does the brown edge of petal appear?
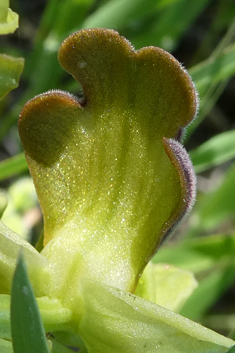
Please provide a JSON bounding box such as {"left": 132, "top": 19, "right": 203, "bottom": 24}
{"left": 58, "top": 28, "right": 198, "bottom": 128}
{"left": 58, "top": 28, "right": 134, "bottom": 105}
{"left": 19, "top": 89, "right": 81, "bottom": 124}
{"left": 18, "top": 89, "right": 82, "bottom": 168}
{"left": 160, "top": 137, "right": 197, "bottom": 245}
{"left": 136, "top": 45, "right": 199, "bottom": 128}
{"left": 58, "top": 28, "right": 134, "bottom": 65}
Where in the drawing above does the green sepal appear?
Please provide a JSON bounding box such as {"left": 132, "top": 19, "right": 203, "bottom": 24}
{"left": 11, "top": 254, "right": 50, "bottom": 353}
{"left": 0, "top": 294, "right": 73, "bottom": 341}
{"left": 153, "top": 233, "right": 235, "bottom": 274}
{"left": 0, "top": 54, "right": 24, "bottom": 101}
{"left": 37, "top": 296, "right": 72, "bottom": 333}
{"left": 134, "top": 262, "right": 198, "bottom": 312}
{"left": 0, "top": 221, "right": 50, "bottom": 295}
{"left": 79, "top": 280, "right": 235, "bottom": 353}
{"left": 0, "top": 0, "right": 18, "bottom": 34}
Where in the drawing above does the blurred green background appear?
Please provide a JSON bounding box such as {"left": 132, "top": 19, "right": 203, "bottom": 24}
{"left": 1, "top": 0, "right": 235, "bottom": 339}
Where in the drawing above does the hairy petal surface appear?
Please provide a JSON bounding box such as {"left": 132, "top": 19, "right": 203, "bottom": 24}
{"left": 19, "top": 29, "right": 197, "bottom": 301}
{"left": 79, "top": 280, "right": 234, "bottom": 353}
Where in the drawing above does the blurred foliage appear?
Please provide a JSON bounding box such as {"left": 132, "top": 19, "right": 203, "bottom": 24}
{"left": 1, "top": 0, "right": 235, "bottom": 341}
{"left": 0, "top": 0, "right": 24, "bottom": 101}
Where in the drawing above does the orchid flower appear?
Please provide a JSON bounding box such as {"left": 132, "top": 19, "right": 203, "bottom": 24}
{"left": 0, "top": 28, "right": 234, "bottom": 353}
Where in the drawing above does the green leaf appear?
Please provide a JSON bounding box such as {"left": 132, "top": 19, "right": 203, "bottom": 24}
{"left": 192, "top": 163, "right": 235, "bottom": 232}
{"left": 227, "top": 346, "right": 235, "bottom": 353}
{"left": 0, "top": 294, "right": 72, "bottom": 343}
{"left": 82, "top": 0, "right": 178, "bottom": 30}
{"left": 203, "top": 314, "right": 235, "bottom": 333}
{"left": 180, "top": 264, "right": 235, "bottom": 321}
{"left": 130, "top": 0, "right": 211, "bottom": 50}
{"left": 153, "top": 235, "right": 235, "bottom": 320}
{"left": 134, "top": 262, "right": 197, "bottom": 312}
{"left": 79, "top": 280, "right": 234, "bottom": 353}
{"left": 19, "top": 29, "right": 197, "bottom": 301}
{"left": 37, "top": 296, "right": 72, "bottom": 333}
{"left": 0, "top": 54, "right": 24, "bottom": 101}
{"left": 21, "top": 0, "right": 94, "bottom": 98}
{"left": 0, "top": 295, "right": 11, "bottom": 340}
{"left": 0, "top": 0, "right": 18, "bottom": 34}
{"left": 0, "top": 153, "right": 28, "bottom": 181}
{"left": 190, "top": 130, "right": 235, "bottom": 173}
{"left": 153, "top": 234, "right": 235, "bottom": 274}
{"left": 11, "top": 254, "right": 50, "bottom": 353}
{"left": 45, "top": 0, "right": 94, "bottom": 37}
{"left": 186, "top": 22, "right": 235, "bottom": 138}
{"left": 190, "top": 43, "right": 235, "bottom": 97}
{"left": 0, "top": 337, "right": 13, "bottom": 353}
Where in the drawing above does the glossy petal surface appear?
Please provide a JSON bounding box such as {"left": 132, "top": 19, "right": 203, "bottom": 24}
{"left": 19, "top": 29, "right": 197, "bottom": 296}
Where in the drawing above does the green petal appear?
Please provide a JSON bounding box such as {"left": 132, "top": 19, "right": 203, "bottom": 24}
{"left": 19, "top": 29, "right": 197, "bottom": 295}
{"left": 0, "top": 54, "right": 24, "bottom": 101}
{"left": 79, "top": 280, "right": 234, "bottom": 353}
{"left": 37, "top": 296, "right": 72, "bottom": 333}
{"left": 0, "top": 221, "right": 50, "bottom": 295}
{"left": 134, "top": 262, "right": 198, "bottom": 312}
{"left": 0, "top": 0, "right": 18, "bottom": 35}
